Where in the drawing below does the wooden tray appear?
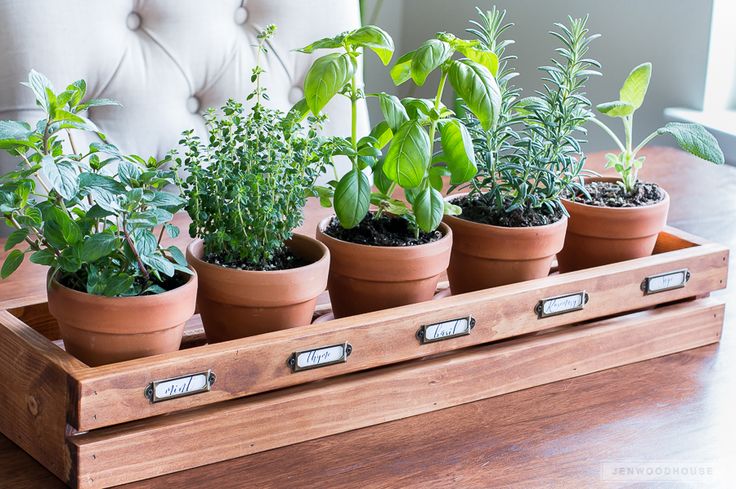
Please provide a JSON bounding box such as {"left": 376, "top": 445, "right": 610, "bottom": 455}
{"left": 0, "top": 226, "right": 728, "bottom": 488}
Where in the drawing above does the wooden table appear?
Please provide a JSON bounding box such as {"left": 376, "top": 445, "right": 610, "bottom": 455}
{"left": 1, "top": 147, "right": 734, "bottom": 488}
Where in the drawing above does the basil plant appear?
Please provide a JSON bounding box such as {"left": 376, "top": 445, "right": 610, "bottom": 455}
{"left": 593, "top": 62, "right": 724, "bottom": 193}
{"left": 0, "top": 71, "right": 190, "bottom": 296}
{"left": 296, "top": 26, "right": 501, "bottom": 234}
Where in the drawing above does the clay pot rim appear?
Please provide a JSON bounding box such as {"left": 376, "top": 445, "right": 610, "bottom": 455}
{"left": 560, "top": 176, "right": 670, "bottom": 212}
{"left": 316, "top": 215, "right": 452, "bottom": 251}
{"left": 47, "top": 267, "right": 197, "bottom": 304}
{"left": 444, "top": 192, "right": 568, "bottom": 232}
{"left": 186, "top": 233, "right": 329, "bottom": 277}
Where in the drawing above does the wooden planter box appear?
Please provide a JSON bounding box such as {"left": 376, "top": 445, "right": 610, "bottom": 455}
{"left": 0, "top": 226, "right": 728, "bottom": 488}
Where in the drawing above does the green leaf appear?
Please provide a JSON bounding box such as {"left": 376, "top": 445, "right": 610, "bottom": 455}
{"left": 142, "top": 253, "right": 175, "bottom": 277}
{"left": 102, "top": 274, "right": 135, "bottom": 297}
{"left": 334, "top": 169, "right": 370, "bottom": 229}
{"left": 619, "top": 62, "right": 652, "bottom": 110}
{"left": 411, "top": 39, "right": 453, "bottom": 86}
{"left": 428, "top": 165, "right": 450, "bottom": 191}
{"left": 444, "top": 200, "right": 462, "bottom": 216}
{"left": 76, "top": 98, "right": 122, "bottom": 112}
{"left": 390, "top": 50, "right": 415, "bottom": 85}
{"left": 369, "top": 121, "right": 393, "bottom": 149}
{"left": 347, "top": 25, "right": 394, "bottom": 65}
{"left": 58, "top": 246, "right": 82, "bottom": 273}
{"left": 164, "top": 223, "right": 180, "bottom": 239}
{"left": 1, "top": 249, "right": 24, "bottom": 278}
{"left": 41, "top": 156, "right": 79, "bottom": 200}
{"left": 304, "top": 53, "right": 355, "bottom": 115}
{"left": 4, "top": 228, "right": 28, "bottom": 251}
{"left": 597, "top": 100, "right": 635, "bottom": 118}
{"left": 657, "top": 123, "right": 724, "bottom": 164}
{"left": 29, "top": 249, "right": 55, "bottom": 266}
{"left": 439, "top": 119, "right": 477, "bottom": 184}
{"left": 287, "top": 98, "right": 310, "bottom": 121}
{"left": 130, "top": 229, "right": 158, "bottom": 256}
{"left": 52, "top": 109, "right": 99, "bottom": 132}
{"left": 448, "top": 60, "right": 501, "bottom": 131}
{"left": 377, "top": 93, "right": 409, "bottom": 132}
{"left": 373, "top": 159, "right": 393, "bottom": 195}
{"left": 24, "top": 70, "right": 53, "bottom": 112}
{"left": 81, "top": 233, "right": 117, "bottom": 262}
{"left": 297, "top": 33, "right": 347, "bottom": 53}
{"left": 383, "top": 120, "right": 430, "bottom": 188}
{"left": 456, "top": 45, "right": 499, "bottom": 76}
{"left": 0, "top": 120, "right": 33, "bottom": 142}
{"left": 167, "top": 246, "right": 187, "bottom": 267}
{"left": 413, "top": 187, "right": 444, "bottom": 232}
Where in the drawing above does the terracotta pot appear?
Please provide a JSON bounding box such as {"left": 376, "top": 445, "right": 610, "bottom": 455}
{"left": 187, "top": 234, "right": 329, "bottom": 342}
{"left": 443, "top": 193, "right": 568, "bottom": 294}
{"left": 48, "top": 271, "right": 197, "bottom": 366}
{"left": 316, "top": 216, "right": 452, "bottom": 318}
{"left": 557, "top": 176, "right": 670, "bottom": 272}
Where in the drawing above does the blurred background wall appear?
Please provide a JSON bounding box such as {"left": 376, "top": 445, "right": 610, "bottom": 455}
{"left": 361, "top": 0, "right": 717, "bottom": 157}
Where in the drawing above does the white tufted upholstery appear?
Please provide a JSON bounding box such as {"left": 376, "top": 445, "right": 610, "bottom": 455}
{"left": 0, "top": 0, "right": 369, "bottom": 176}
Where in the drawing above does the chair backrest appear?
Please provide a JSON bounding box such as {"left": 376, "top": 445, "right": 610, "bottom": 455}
{"left": 0, "top": 0, "right": 368, "bottom": 174}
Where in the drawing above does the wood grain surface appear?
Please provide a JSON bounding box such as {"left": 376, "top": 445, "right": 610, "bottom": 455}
{"left": 0, "top": 147, "right": 734, "bottom": 488}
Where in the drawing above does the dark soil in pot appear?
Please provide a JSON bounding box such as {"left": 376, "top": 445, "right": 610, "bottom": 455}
{"left": 570, "top": 181, "right": 665, "bottom": 208}
{"left": 324, "top": 213, "right": 441, "bottom": 246}
{"left": 203, "top": 247, "right": 309, "bottom": 271}
{"left": 454, "top": 194, "right": 564, "bottom": 227}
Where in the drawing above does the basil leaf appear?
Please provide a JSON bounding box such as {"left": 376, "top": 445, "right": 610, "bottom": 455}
{"left": 334, "top": 169, "right": 370, "bottom": 229}
{"left": 448, "top": 60, "right": 500, "bottom": 131}
{"left": 390, "top": 50, "right": 415, "bottom": 86}
{"left": 304, "top": 53, "right": 355, "bottom": 115}
{"left": 411, "top": 39, "right": 453, "bottom": 86}
{"left": 413, "top": 187, "right": 444, "bottom": 232}
{"left": 347, "top": 25, "right": 394, "bottom": 65}
{"left": 383, "top": 120, "right": 430, "bottom": 189}
{"left": 439, "top": 119, "right": 477, "bottom": 184}
{"left": 377, "top": 93, "right": 409, "bottom": 132}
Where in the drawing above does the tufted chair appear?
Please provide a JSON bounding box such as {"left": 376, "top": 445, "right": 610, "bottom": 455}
{"left": 0, "top": 0, "right": 369, "bottom": 179}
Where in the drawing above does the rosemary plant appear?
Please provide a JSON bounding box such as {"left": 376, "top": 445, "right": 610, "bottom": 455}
{"left": 176, "top": 26, "right": 332, "bottom": 269}
{"left": 462, "top": 12, "right": 600, "bottom": 223}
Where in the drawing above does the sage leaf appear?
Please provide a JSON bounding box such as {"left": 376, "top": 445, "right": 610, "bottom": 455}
{"left": 334, "top": 169, "right": 370, "bottom": 229}
{"left": 304, "top": 53, "right": 355, "bottom": 115}
{"left": 597, "top": 100, "right": 635, "bottom": 118}
{"left": 439, "top": 119, "right": 477, "bottom": 184}
{"left": 658, "top": 123, "right": 725, "bottom": 164}
{"left": 448, "top": 59, "right": 501, "bottom": 131}
{"left": 619, "top": 62, "right": 652, "bottom": 110}
{"left": 383, "top": 120, "right": 430, "bottom": 188}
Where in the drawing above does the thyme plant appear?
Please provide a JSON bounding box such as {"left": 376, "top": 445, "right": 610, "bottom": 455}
{"left": 176, "top": 26, "right": 331, "bottom": 269}
{"left": 0, "top": 71, "right": 190, "bottom": 296}
{"left": 592, "top": 62, "right": 724, "bottom": 194}
{"left": 463, "top": 12, "right": 600, "bottom": 220}
{"left": 297, "top": 25, "right": 501, "bottom": 234}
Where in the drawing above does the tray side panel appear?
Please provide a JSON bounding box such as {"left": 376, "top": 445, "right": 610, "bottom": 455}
{"left": 69, "top": 298, "right": 725, "bottom": 489}
{"left": 73, "top": 243, "right": 729, "bottom": 431}
{"left": 0, "top": 310, "right": 86, "bottom": 485}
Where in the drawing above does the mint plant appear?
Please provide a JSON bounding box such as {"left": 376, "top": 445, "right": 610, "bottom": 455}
{"left": 297, "top": 25, "right": 501, "bottom": 234}
{"left": 176, "top": 26, "right": 332, "bottom": 269}
{"left": 462, "top": 13, "right": 600, "bottom": 221}
{"left": 592, "top": 62, "right": 724, "bottom": 193}
{"left": 0, "top": 71, "right": 190, "bottom": 295}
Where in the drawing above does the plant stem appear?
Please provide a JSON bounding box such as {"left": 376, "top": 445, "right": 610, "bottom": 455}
{"left": 350, "top": 71, "right": 358, "bottom": 169}
{"left": 121, "top": 214, "right": 150, "bottom": 282}
{"left": 427, "top": 71, "right": 449, "bottom": 168}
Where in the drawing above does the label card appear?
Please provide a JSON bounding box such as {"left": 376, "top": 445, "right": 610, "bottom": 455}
{"left": 145, "top": 370, "right": 215, "bottom": 403}
{"left": 289, "top": 343, "right": 352, "bottom": 372}
{"left": 417, "top": 316, "right": 475, "bottom": 344}
{"left": 535, "top": 291, "right": 588, "bottom": 319}
{"left": 641, "top": 269, "right": 690, "bottom": 295}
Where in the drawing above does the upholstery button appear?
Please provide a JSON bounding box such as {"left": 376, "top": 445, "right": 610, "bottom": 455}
{"left": 234, "top": 7, "right": 249, "bottom": 25}
{"left": 288, "top": 86, "right": 304, "bottom": 104}
{"left": 186, "top": 96, "right": 200, "bottom": 114}
{"left": 126, "top": 12, "right": 142, "bottom": 31}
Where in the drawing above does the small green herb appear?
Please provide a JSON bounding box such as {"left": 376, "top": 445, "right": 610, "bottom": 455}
{"left": 176, "top": 26, "right": 332, "bottom": 268}
{"left": 592, "top": 62, "right": 724, "bottom": 193}
{"left": 463, "top": 11, "right": 600, "bottom": 218}
{"left": 0, "top": 71, "right": 190, "bottom": 296}
{"left": 297, "top": 25, "right": 501, "bottom": 235}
